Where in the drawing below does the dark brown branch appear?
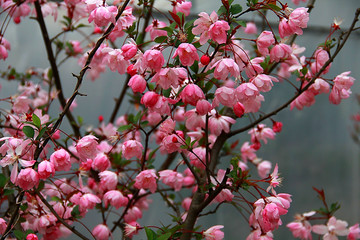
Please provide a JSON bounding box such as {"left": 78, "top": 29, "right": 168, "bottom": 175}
{"left": 34, "top": 0, "right": 80, "bottom": 138}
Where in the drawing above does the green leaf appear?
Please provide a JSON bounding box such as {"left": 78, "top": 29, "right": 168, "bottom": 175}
{"left": 154, "top": 35, "right": 168, "bottom": 43}
{"left": 157, "top": 232, "right": 172, "bottom": 240}
{"left": 133, "top": 111, "right": 142, "bottom": 123}
{"left": 23, "top": 126, "right": 35, "bottom": 138}
{"left": 77, "top": 115, "right": 83, "bottom": 125}
{"left": 71, "top": 205, "right": 81, "bottom": 219}
{"left": 217, "top": 5, "right": 227, "bottom": 15}
{"left": 230, "top": 4, "right": 242, "bottom": 14}
{"left": 13, "top": 229, "right": 25, "bottom": 240}
{"left": 163, "top": 88, "right": 172, "bottom": 98}
{"left": 33, "top": 112, "right": 43, "bottom": 126}
{"left": 267, "top": 4, "right": 281, "bottom": 11}
{"left": 20, "top": 202, "right": 28, "bottom": 211}
{"left": 3, "top": 189, "right": 14, "bottom": 196}
{"left": 37, "top": 180, "right": 45, "bottom": 191}
{"left": 117, "top": 124, "right": 133, "bottom": 132}
{"left": 36, "top": 127, "right": 47, "bottom": 141}
{"left": 0, "top": 174, "right": 6, "bottom": 188}
{"left": 145, "top": 227, "right": 157, "bottom": 240}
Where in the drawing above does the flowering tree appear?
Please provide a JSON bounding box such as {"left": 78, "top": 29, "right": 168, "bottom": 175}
{"left": 0, "top": 0, "right": 359, "bottom": 239}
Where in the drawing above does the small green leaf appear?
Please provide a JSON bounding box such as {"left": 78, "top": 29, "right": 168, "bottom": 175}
{"left": 0, "top": 174, "right": 6, "bottom": 188}
{"left": 23, "top": 126, "right": 35, "bottom": 138}
{"left": 32, "top": 113, "right": 41, "bottom": 128}
{"left": 71, "top": 205, "right": 81, "bottom": 219}
{"left": 117, "top": 124, "right": 133, "bottom": 132}
{"left": 217, "top": 5, "right": 227, "bottom": 15}
{"left": 13, "top": 229, "right": 25, "bottom": 240}
{"left": 77, "top": 116, "right": 83, "bottom": 125}
{"left": 163, "top": 88, "right": 172, "bottom": 98}
{"left": 20, "top": 202, "right": 28, "bottom": 211}
{"left": 230, "top": 4, "right": 242, "bottom": 15}
{"left": 267, "top": 4, "right": 281, "bottom": 11}
{"left": 133, "top": 111, "right": 142, "bottom": 123}
{"left": 3, "top": 189, "right": 14, "bottom": 196}
{"left": 154, "top": 36, "right": 168, "bottom": 43}
{"left": 145, "top": 227, "right": 157, "bottom": 240}
{"left": 157, "top": 232, "right": 172, "bottom": 240}
{"left": 36, "top": 127, "right": 47, "bottom": 141}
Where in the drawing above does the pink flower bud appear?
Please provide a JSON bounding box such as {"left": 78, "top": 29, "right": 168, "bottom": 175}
{"left": 141, "top": 91, "right": 160, "bottom": 108}
{"left": 38, "top": 160, "right": 55, "bottom": 179}
{"left": 16, "top": 168, "right": 39, "bottom": 190}
{"left": 76, "top": 135, "right": 99, "bottom": 161}
{"left": 122, "top": 140, "right": 143, "bottom": 160}
{"left": 26, "top": 234, "right": 38, "bottom": 240}
{"left": 200, "top": 55, "right": 210, "bottom": 65}
{"left": 196, "top": 99, "right": 212, "bottom": 115}
{"left": 121, "top": 43, "right": 137, "bottom": 60}
{"left": 181, "top": 84, "right": 205, "bottom": 106}
{"left": 128, "top": 74, "right": 146, "bottom": 93}
{"left": 50, "top": 149, "right": 71, "bottom": 171}
{"left": 173, "top": 43, "right": 199, "bottom": 66}
{"left": 233, "top": 102, "right": 245, "bottom": 118}
{"left": 134, "top": 169, "right": 158, "bottom": 193}
{"left": 92, "top": 224, "right": 111, "bottom": 240}
{"left": 143, "top": 49, "right": 165, "bottom": 72}
{"left": 92, "top": 153, "right": 110, "bottom": 172}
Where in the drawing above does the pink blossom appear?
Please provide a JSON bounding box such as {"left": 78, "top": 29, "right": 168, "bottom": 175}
{"left": 248, "top": 124, "right": 276, "bottom": 144}
{"left": 181, "top": 84, "right": 205, "bottom": 106}
{"left": 99, "top": 171, "right": 118, "bottom": 191}
{"left": 122, "top": 140, "right": 143, "bottom": 160}
{"left": 247, "top": 229, "right": 273, "bottom": 240}
{"left": 213, "top": 86, "right": 236, "bottom": 107}
{"left": 184, "top": 109, "right": 206, "bottom": 130}
{"left": 292, "top": 0, "right": 307, "bottom": 5}
{"left": 310, "top": 78, "right": 330, "bottom": 95}
{"left": 124, "top": 221, "right": 140, "bottom": 237}
{"left": 102, "top": 48, "right": 129, "bottom": 74}
{"left": 121, "top": 43, "right": 137, "bottom": 60}
{"left": 235, "top": 83, "right": 263, "bottom": 113}
{"left": 1, "top": 0, "right": 31, "bottom": 24}
{"left": 173, "top": 0, "right": 192, "bottom": 16}
{"left": 134, "top": 169, "right": 158, "bottom": 193}
{"left": 192, "top": 11, "right": 218, "bottom": 45}
{"left": 159, "top": 170, "right": 184, "bottom": 191}
{"left": 209, "top": 20, "right": 230, "bottom": 44}
{"left": 251, "top": 194, "right": 292, "bottom": 232}
{"left": 0, "top": 218, "right": 7, "bottom": 235}
{"left": 0, "top": 36, "right": 11, "bottom": 60}
{"left": 288, "top": 8, "right": 309, "bottom": 34}
{"left": 233, "top": 102, "right": 245, "bottom": 118}
{"left": 141, "top": 91, "right": 160, "bottom": 108}
{"left": 257, "top": 31, "right": 275, "bottom": 56}
{"left": 348, "top": 223, "right": 360, "bottom": 240}
{"left": 196, "top": 99, "right": 212, "bottom": 115}
{"left": 76, "top": 135, "right": 99, "bottom": 161}
{"left": 50, "top": 149, "right": 71, "bottom": 171}
{"left": 151, "top": 67, "right": 187, "bottom": 89}
{"left": 103, "top": 190, "right": 128, "bottom": 209}
{"left": 92, "top": 153, "right": 110, "bottom": 172}
{"left": 182, "top": 197, "right": 192, "bottom": 211}
{"left": 143, "top": 49, "right": 165, "bottom": 72}
{"left": 26, "top": 233, "right": 38, "bottom": 240}
{"left": 124, "top": 206, "right": 143, "bottom": 223}
{"left": 38, "top": 160, "right": 55, "bottom": 179}
{"left": 257, "top": 160, "right": 272, "bottom": 178}
{"left": 245, "top": 57, "right": 264, "bottom": 78}
{"left": 92, "top": 224, "right": 111, "bottom": 240}
{"left": 160, "top": 134, "right": 182, "bottom": 154}
{"left": 244, "top": 22, "right": 257, "bottom": 34}
{"left": 310, "top": 48, "right": 331, "bottom": 76}
{"left": 145, "top": 19, "right": 167, "bottom": 41}
{"left": 203, "top": 225, "right": 224, "bottom": 240}
{"left": 313, "top": 216, "right": 349, "bottom": 239}
{"left": 250, "top": 74, "right": 278, "bottom": 92}
{"left": 12, "top": 95, "right": 31, "bottom": 114}
{"left": 188, "top": 146, "right": 206, "bottom": 169}
{"left": 241, "top": 142, "right": 257, "bottom": 162}
{"left": 270, "top": 43, "right": 292, "bottom": 62}
{"left": 290, "top": 90, "right": 316, "bottom": 110}
{"left": 287, "top": 219, "right": 313, "bottom": 240}
{"left": 88, "top": 6, "right": 117, "bottom": 27}
{"left": 79, "top": 193, "right": 101, "bottom": 211}
{"left": 16, "top": 168, "right": 39, "bottom": 190}
{"left": 208, "top": 111, "right": 236, "bottom": 136}
{"left": 173, "top": 43, "right": 199, "bottom": 66}
{"left": 329, "top": 71, "right": 355, "bottom": 105}
{"left": 212, "top": 58, "right": 240, "bottom": 80}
